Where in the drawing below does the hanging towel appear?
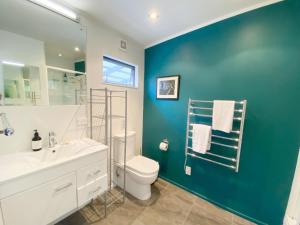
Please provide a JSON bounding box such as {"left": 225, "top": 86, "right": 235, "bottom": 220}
{"left": 212, "top": 100, "right": 235, "bottom": 133}
{"left": 192, "top": 124, "right": 212, "bottom": 154}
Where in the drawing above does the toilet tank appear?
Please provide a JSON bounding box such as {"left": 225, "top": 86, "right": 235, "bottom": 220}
{"left": 113, "top": 131, "right": 136, "bottom": 165}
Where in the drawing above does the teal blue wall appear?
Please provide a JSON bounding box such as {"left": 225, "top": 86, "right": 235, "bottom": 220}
{"left": 74, "top": 60, "right": 86, "bottom": 74}
{"left": 143, "top": 1, "right": 300, "bottom": 224}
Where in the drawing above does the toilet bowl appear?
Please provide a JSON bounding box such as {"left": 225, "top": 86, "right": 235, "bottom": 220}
{"left": 113, "top": 132, "right": 159, "bottom": 200}
{"left": 115, "top": 155, "right": 159, "bottom": 200}
{"left": 125, "top": 155, "right": 159, "bottom": 200}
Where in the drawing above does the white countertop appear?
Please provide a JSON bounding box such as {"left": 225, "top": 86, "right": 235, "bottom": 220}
{"left": 0, "top": 138, "right": 108, "bottom": 184}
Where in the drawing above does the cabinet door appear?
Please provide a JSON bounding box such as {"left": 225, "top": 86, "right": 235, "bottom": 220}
{"left": 77, "top": 175, "right": 107, "bottom": 207}
{"left": 1, "top": 173, "right": 77, "bottom": 225}
{"left": 77, "top": 160, "right": 107, "bottom": 188}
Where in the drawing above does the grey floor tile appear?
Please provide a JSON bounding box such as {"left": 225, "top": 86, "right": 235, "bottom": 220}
{"left": 135, "top": 207, "right": 164, "bottom": 225}
{"left": 184, "top": 205, "right": 231, "bottom": 225}
{"left": 203, "top": 202, "right": 233, "bottom": 223}
{"left": 156, "top": 178, "right": 169, "bottom": 188}
{"left": 131, "top": 220, "right": 146, "bottom": 225}
{"left": 56, "top": 179, "right": 256, "bottom": 225}
{"left": 57, "top": 211, "right": 89, "bottom": 225}
{"left": 149, "top": 193, "right": 193, "bottom": 224}
{"left": 193, "top": 196, "right": 210, "bottom": 210}
{"left": 232, "top": 215, "right": 256, "bottom": 225}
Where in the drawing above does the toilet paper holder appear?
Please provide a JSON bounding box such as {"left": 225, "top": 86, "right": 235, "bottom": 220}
{"left": 162, "top": 138, "right": 168, "bottom": 144}
{"left": 159, "top": 138, "right": 169, "bottom": 151}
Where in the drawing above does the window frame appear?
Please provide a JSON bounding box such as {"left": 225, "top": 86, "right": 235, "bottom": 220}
{"left": 102, "top": 55, "right": 138, "bottom": 88}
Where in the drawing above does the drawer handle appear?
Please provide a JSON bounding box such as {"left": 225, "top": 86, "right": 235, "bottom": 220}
{"left": 55, "top": 182, "right": 73, "bottom": 193}
{"left": 89, "top": 187, "right": 102, "bottom": 195}
{"left": 93, "top": 169, "right": 101, "bottom": 175}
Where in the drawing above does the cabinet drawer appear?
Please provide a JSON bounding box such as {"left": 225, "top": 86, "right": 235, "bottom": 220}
{"left": 77, "top": 160, "right": 107, "bottom": 187}
{"left": 77, "top": 175, "right": 107, "bottom": 207}
{"left": 1, "top": 173, "right": 77, "bottom": 225}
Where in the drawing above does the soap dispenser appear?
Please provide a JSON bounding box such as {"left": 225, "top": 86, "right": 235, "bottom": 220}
{"left": 32, "top": 130, "right": 42, "bottom": 151}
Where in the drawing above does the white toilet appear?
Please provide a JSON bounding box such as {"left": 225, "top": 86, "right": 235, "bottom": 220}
{"left": 113, "top": 131, "right": 159, "bottom": 200}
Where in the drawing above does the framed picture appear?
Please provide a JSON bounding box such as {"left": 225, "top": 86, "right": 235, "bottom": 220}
{"left": 156, "top": 75, "right": 180, "bottom": 100}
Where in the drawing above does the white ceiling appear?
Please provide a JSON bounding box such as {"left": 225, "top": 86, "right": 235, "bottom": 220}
{"left": 61, "top": 0, "right": 281, "bottom": 47}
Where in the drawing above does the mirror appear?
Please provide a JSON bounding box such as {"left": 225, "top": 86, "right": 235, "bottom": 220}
{"left": 2, "top": 64, "right": 41, "bottom": 106}
{"left": 48, "top": 67, "right": 86, "bottom": 105}
{"left": 0, "top": 0, "right": 86, "bottom": 106}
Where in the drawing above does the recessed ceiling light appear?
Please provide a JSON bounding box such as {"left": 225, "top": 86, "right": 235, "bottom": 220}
{"left": 74, "top": 47, "right": 80, "bottom": 52}
{"left": 58, "top": 53, "right": 62, "bottom": 57}
{"left": 149, "top": 12, "right": 159, "bottom": 20}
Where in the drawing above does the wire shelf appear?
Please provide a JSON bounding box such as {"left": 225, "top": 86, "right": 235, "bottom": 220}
{"left": 89, "top": 88, "right": 128, "bottom": 217}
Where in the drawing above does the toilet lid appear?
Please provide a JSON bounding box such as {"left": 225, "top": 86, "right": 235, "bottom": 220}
{"left": 127, "top": 156, "right": 159, "bottom": 175}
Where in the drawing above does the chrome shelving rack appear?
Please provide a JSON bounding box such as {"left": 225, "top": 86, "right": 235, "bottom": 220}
{"left": 89, "top": 88, "right": 127, "bottom": 217}
{"left": 185, "top": 98, "right": 247, "bottom": 172}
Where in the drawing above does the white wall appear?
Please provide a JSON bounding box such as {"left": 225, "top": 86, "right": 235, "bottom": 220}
{"left": 82, "top": 17, "right": 144, "bottom": 153}
{"left": 0, "top": 16, "right": 144, "bottom": 155}
{"left": 0, "top": 105, "right": 87, "bottom": 154}
{"left": 0, "top": 30, "right": 45, "bottom": 65}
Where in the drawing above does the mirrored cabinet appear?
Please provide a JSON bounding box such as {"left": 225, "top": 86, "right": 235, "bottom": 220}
{"left": 0, "top": 0, "right": 87, "bottom": 106}
{"left": 47, "top": 67, "right": 87, "bottom": 105}
{"left": 1, "top": 64, "right": 41, "bottom": 106}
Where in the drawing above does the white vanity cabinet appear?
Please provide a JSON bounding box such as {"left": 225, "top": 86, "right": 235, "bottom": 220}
{"left": 77, "top": 161, "right": 108, "bottom": 207}
{"left": 1, "top": 173, "right": 77, "bottom": 225}
{"left": 78, "top": 175, "right": 107, "bottom": 207}
{"left": 0, "top": 141, "right": 108, "bottom": 225}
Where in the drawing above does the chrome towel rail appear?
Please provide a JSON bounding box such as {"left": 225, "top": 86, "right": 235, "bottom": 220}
{"left": 190, "top": 112, "right": 242, "bottom": 121}
{"left": 189, "top": 124, "right": 240, "bottom": 134}
{"left": 185, "top": 98, "right": 247, "bottom": 172}
{"left": 187, "top": 152, "right": 236, "bottom": 170}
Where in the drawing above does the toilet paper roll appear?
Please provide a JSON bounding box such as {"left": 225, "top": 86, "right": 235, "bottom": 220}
{"left": 159, "top": 142, "right": 168, "bottom": 151}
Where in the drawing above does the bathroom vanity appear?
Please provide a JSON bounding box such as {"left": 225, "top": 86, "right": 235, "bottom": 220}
{"left": 0, "top": 139, "right": 108, "bottom": 225}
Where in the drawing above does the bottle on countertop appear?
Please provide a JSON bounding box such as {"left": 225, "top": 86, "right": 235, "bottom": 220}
{"left": 32, "top": 129, "right": 42, "bottom": 151}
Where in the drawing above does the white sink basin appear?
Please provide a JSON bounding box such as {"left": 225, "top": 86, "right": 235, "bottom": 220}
{"left": 0, "top": 152, "right": 41, "bottom": 176}
{"left": 39, "top": 140, "right": 101, "bottom": 162}
{"left": 0, "top": 138, "right": 107, "bottom": 184}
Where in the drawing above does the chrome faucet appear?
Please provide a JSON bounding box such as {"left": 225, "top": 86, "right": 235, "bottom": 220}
{"left": 48, "top": 131, "right": 57, "bottom": 148}
{"left": 0, "top": 113, "right": 14, "bottom": 136}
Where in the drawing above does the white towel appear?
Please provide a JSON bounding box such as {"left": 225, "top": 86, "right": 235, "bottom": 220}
{"left": 192, "top": 124, "right": 211, "bottom": 154}
{"left": 212, "top": 100, "right": 235, "bottom": 133}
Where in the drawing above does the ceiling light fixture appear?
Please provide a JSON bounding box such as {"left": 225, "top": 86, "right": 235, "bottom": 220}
{"left": 58, "top": 53, "right": 62, "bottom": 57}
{"left": 149, "top": 12, "right": 159, "bottom": 20}
{"left": 74, "top": 47, "right": 80, "bottom": 52}
{"left": 2, "top": 61, "right": 25, "bottom": 67}
{"left": 27, "top": 0, "right": 78, "bottom": 22}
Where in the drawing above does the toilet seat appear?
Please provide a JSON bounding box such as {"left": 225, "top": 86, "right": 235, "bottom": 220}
{"left": 126, "top": 155, "right": 159, "bottom": 176}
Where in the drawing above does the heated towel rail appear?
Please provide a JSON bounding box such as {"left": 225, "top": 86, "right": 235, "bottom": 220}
{"left": 185, "top": 98, "right": 247, "bottom": 172}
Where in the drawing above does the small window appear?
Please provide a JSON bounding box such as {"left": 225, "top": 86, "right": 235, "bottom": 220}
{"left": 103, "top": 56, "right": 137, "bottom": 87}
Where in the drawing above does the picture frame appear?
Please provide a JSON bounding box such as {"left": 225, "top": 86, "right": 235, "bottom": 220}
{"left": 156, "top": 75, "right": 180, "bottom": 100}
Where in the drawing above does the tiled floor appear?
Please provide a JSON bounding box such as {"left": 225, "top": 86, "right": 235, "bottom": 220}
{"left": 57, "top": 179, "right": 256, "bottom": 225}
